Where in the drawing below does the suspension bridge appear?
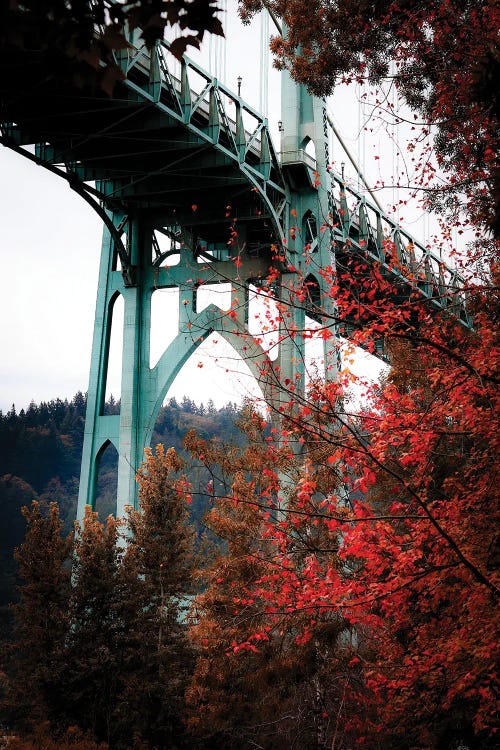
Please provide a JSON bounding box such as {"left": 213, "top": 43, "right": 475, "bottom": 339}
{"left": 0, "top": 7, "right": 469, "bottom": 515}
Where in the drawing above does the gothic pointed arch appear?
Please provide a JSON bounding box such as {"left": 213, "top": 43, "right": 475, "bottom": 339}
{"left": 302, "top": 210, "right": 318, "bottom": 252}
{"left": 146, "top": 306, "right": 274, "bottom": 447}
{"left": 300, "top": 135, "right": 317, "bottom": 165}
{"left": 303, "top": 273, "right": 321, "bottom": 315}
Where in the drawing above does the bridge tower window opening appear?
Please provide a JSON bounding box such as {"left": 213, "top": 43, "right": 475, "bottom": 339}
{"left": 150, "top": 288, "right": 180, "bottom": 368}
{"left": 103, "top": 292, "right": 124, "bottom": 413}
{"left": 94, "top": 440, "right": 118, "bottom": 521}
{"left": 302, "top": 210, "right": 318, "bottom": 252}
{"left": 303, "top": 274, "right": 321, "bottom": 309}
{"left": 302, "top": 136, "right": 317, "bottom": 165}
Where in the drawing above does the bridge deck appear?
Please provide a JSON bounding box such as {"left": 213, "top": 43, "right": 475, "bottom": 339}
{"left": 0, "top": 33, "right": 470, "bottom": 326}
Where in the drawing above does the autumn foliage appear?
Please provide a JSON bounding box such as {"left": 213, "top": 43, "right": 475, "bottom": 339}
{"left": 181, "top": 4, "right": 500, "bottom": 731}
{"left": 2, "top": 2, "right": 499, "bottom": 748}
{"left": 183, "top": 421, "right": 368, "bottom": 749}
{"left": 240, "top": 0, "right": 500, "bottom": 237}
{"left": 187, "top": 190, "right": 498, "bottom": 746}
{"left": 182, "top": 318, "right": 499, "bottom": 745}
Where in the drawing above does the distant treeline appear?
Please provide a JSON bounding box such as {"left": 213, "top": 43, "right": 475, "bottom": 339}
{"left": 0, "top": 392, "right": 245, "bottom": 632}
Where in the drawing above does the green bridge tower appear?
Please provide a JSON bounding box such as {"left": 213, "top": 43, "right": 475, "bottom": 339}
{"left": 76, "top": 48, "right": 337, "bottom": 517}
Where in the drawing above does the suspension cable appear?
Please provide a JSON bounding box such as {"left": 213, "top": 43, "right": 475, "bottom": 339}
{"left": 327, "top": 111, "right": 385, "bottom": 212}
{"left": 261, "top": 3, "right": 383, "bottom": 211}
{"left": 261, "top": 0, "right": 283, "bottom": 34}
{"left": 259, "top": 7, "right": 269, "bottom": 116}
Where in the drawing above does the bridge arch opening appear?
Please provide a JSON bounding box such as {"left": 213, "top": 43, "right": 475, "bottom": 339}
{"left": 103, "top": 292, "right": 124, "bottom": 413}
{"left": 161, "top": 332, "right": 267, "bottom": 417}
{"left": 301, "top": 136, "right": 317, "bottom": 164}
{"left": 150, "top": 288, "right": 180, "bottom": 368}
{"left": 195, "top": 282, "right": 232, "bottom": 314}
{"left": 94, "top": 439, "right": 118, "bottom": 521}
{"left": 247, "top": 283, "right": 279, "bottom": 361}
{"left": 146, "top": 331, "right": 267, "bottom": 529}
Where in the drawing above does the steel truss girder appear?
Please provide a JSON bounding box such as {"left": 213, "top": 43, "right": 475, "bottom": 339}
{"left": 329, "top": 175, "right": 470, "bottom": 325}
{"left": 1, "top": 38, "right": 288, "bottom": 282}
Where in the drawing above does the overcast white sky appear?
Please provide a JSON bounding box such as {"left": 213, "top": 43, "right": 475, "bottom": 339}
{"left": 1, "top": 3, "right": 435, "bottom": 414}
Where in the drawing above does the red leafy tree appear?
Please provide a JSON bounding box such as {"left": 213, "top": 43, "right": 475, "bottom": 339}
{"left": 217, "top": 5, "right": 500, "bottom": 744}
{"left": 190, "top": 268, "right": 499, "bottom": 745}
{"left": 240, "top": 0, "right": 500, "bottom": 236}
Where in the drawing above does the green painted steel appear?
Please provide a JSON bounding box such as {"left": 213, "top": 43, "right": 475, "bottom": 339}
{"left": 77, "top": 208, "right": 285, "bottom": 516}
{"left": 75, "top": 60, "right": 341, "bottom": 517}
{"left": 0, "top": 28, "right": 471, "bottom": 515}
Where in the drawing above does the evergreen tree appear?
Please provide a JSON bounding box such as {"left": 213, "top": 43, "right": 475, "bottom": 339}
{"left": 3, "top": 449, "right": 197, "bottom": 749}
{"left": 4, "top": 723, "right": 108, "bottom": 750}
{"left": 0, "top": 476, "right": 36, "bottom": 599}
{"left": 63, "top": 509, "right": 125, "bottom": 746}
{"left": 122, "top": 445, "right": 196, "bottom": 749}
{"left": 3, "top": 502, "right": 72, "bottom": 732}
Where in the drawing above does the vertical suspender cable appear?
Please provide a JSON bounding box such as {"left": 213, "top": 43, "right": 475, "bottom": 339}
{"left": 208, "top": 0, "right": 227, "bottom": 83}
{"left": 395, "top": 78, "right": 400, "bottom": 223}
{"left": 263, "top": 4, "right": 385, "bottom": 213}
{"left": 327, "top": 110, "right": 385, "bottom": 213}
{"left": 390, "top": 63, "right": 401, "bottom": 221}
{"left": 424, "top": 129, "right": 431, "bottom": 246}
{"left": 217, "top": 0, "right": 222, "bottom": 82}
{"left": 260, "top": 8, "right": 269, "bottom": 117}
{"left": 362, "top": 79, "right": 366, "bottom": 190}
{"left": 392, "top": 77, "right": 396, "bottom": 216}
{"left": 357, "top": 82, "right": 361, "bottom": 191}
{"left": 223, "top": 0, "right": 227, "bottom": 84}
{"left": 208, "top": 28, "right": 213, "bottom": 75}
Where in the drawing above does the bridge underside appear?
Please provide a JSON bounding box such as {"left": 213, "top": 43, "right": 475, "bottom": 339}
{"left": 0, "top": 42, "right": 287, "bottom": 269}
{"left": 1, "top": 40, "right": 300, "bottom": 514}
{"left": 1, "top": 36, "right": 470, "bottom": 514}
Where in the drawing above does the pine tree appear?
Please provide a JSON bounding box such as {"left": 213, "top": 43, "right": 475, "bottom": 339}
{"left": 58, "top": 508, "right": 123, "bottom": 743}
{"left": 120, "top": 445, "right": 196, "bottom": 749}
{"left": 62, "top": 509, "right": 124, "bottom": 746}
{"left": 3, "top": 502, "right": 72, "bottom": 732}
{"left": 3, "top": 444, "right": 204, "bottom": 749}
{"left": 4, "top": 722, "right": 108, "bottom": 750}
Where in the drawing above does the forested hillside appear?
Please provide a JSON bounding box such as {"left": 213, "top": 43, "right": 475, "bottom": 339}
{"left": 0, "top": 393, "right": 245, "bottom": 634}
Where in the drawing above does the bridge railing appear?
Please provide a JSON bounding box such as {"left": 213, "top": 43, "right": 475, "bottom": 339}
{"left": 90, "top": 3, "right": 282, "bottom": 197}
{"left": 329, "top": 173, "right": 471, "bottom": 324}
{"left": 276, "top": 142, "right": 470, "bottom": 323}
{"left": 280, "top": 149, "right": 317, "bottom": 170}
{"left": 107, "top": 35, "right": 285, "bottom": 192}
